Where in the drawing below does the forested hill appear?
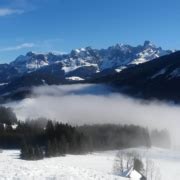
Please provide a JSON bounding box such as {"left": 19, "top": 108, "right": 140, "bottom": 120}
{"left": 0, "top": 106, "right": 171, "bottom": 160}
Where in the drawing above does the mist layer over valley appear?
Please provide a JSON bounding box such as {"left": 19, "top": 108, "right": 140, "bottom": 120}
{"left": 4, "top": 84, "right": 180, "bottom": 147}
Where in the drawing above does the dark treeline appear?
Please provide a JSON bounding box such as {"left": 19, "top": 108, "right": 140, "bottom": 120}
{"left": 20, "top": 121, "right": 88, "bottom": 160}
{"left": 77, "top": 124, "right": 151, "bottom": 150}
{"left": 0, "top": 106, "right": 171, "bottom": 160}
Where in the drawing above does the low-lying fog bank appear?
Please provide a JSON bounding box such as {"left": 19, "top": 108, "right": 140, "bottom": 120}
{"left": 5, "top": 84, "right": 180, "bottom": 146}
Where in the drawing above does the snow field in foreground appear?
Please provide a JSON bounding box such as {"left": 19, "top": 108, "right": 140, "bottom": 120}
{"left": 0, "top": 150, "right": 124, "bottom": 180}
{"left": 0, "top": 147, "right": 180, "bottom": 180}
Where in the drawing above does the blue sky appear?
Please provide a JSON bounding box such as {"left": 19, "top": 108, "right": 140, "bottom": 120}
{"left": 0, "top": 0, "right": 180, "bottom": 63}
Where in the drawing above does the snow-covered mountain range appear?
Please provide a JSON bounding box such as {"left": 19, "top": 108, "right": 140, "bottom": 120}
{"left": 0, "top": 41, "right": 172, "bottom": 83}
{"left": 0, "top": 40, "right": 178, "bottom": 102}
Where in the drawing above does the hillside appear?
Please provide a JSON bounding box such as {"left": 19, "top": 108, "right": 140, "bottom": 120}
{"left": 92, "top": 51, "right": 180, "bottom": 101}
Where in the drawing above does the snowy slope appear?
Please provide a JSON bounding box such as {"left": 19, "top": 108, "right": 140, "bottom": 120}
{"left": 0, "top": 147, "right": 179, "bottom": 180}
{"left": 99, "top": 41, "right": 171, "bottom": 70}
{"left": 0, "top": 150, "right": 125, "bottom": 180}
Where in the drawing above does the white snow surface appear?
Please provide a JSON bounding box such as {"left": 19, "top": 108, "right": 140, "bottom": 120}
{"left": 0, "top": 147, "right": 180, "bottom": 180}
{"left": 0, "top": 150, "right": 125, "bottom": 180}
{"left": 0, "top": 83, "right": 8, "bottom": 86}
{"left": 62, "top": 62, "right": 98, "bottom": 74}
{"left": 169, "top": 68, "right": 180, "bottom": 78}
{"left": 131, "top": 48, "right": 160, "bottom": 65}
{"left": 115, "top": 66, "right": 126, "bottom": 73}
{"left": 151, "top": 68, "right": 167, "bottom": 79}
{"left": 66, "top": 76, "right": 84, "bottom": 81}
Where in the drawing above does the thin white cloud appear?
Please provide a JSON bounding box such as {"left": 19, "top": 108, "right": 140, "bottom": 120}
{"left": 0, "top": 43, "right": 35, "bottom": 52}
{"left": 0, "top": 8, "right": 24, "bottom": 16}
{"left": 2, "top": 0, "right": 48, "bottom": 16}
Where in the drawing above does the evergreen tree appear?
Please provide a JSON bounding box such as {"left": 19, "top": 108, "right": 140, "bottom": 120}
{"left": 45, "top": 140, "right": 53, "bottom": 157}
{"left": 34, "top": 145, "right": 44, "bottom": 160}
{"left": 46, "top": 121, "right": 54, "bottom": 140}
{"left": 134, "top": 158, "right": 144, "bottom": 172}
{"left": 0, "top": 106, "right": 17, "bottom": 125}
{"left": 20, "top": 141, "right": 29, "bottom": 159}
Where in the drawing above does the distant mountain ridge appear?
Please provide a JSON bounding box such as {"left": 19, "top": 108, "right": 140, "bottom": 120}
{"left": 0, "top": 41, "right": 172, "bottom": 84}
{"left": 0, "top": 41, "right": 176, "bottom": 102}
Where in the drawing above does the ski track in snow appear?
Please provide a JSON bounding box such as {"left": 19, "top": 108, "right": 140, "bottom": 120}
{"left": 0, "top": 148, "right": 180, "bottom": 180}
